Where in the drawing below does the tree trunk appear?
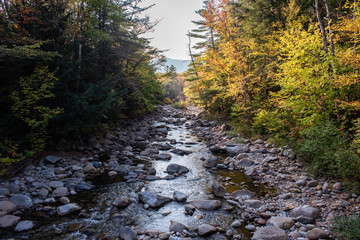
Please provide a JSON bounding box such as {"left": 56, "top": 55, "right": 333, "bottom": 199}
{"left": 315, "top": 0, "right": 328, "bottom": 53}
{"left": 188, "top": 34, "right": 198, "bottom": 77}
{"left": 323, "top": 0, "right": 334, "bottom": 55}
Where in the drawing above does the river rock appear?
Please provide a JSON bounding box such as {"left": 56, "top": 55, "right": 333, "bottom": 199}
{"left": 196, "top": 224, "right": 217, "bottom": 236}
{"left": 306, "top": 228, "right": 329, "bottom": 240}
{"left": 6, "top": 183, "right": 20, "bottom": 194}
{"left": 236, "top": 158, "right": 254, "bottom": 168}
{"left": 76, "top": 181, "right": 94, "bottom": 191}
{"left": 245, "top": 200, "right": 264, "bottom": 209}
{"left": 226, "top": 144, "right": 249, "bottom": 156}
{"left": 202, "top": 156, "right": 219, "bottom": 168}
{"left": 68, "top": 222, "right": 84, "bottom": 232}
{"left": 184, "top": 204, "right": 196, "bottom": 215}
{"left": 49, "top": 181, "right": 64, "bottom": 189}
{"left": 212, "top": 182, "right": 227, "bottom": 197}
{"left": 119, "top": 226, "right": 137, "bottom": 240}
{"left": 188, "top": 200, "right": 222, "bottom": 210}
{"left": 333, "top": 182, "right": 344, "bottom": 191}
{"left": 154, "top": 154, "right": 172, "bottom": 161}
{"left": 290, "top": 206, "right": 319, "bottom": 223}
{"left": 45, "top": 155, "right": 62, "bottom": 164}
{"left": 113, "top": 197, "right": 131, "bottom": 208}
{"left": 0, "top": 201, "right": 16, "bottom": 215}
{"left": 173, "top": 191, "right": 187, "bottom": 202}
{"left": 0, "top": 215, "right": 20, "bottom": 228}
{"left": 231, "top": 220, "right": 242, "bottom": 228}
{"left": 38, "top": 188, "right": 49, "bottom": 199}
{"left": 166, "top": 164, "right": 189, "bottom": 174}
{"left": 57, "top": 203, "right": 81, "bottom": 216}
{"left": 10, "top": 194, "right": 33, "bottom": 209}
{"left": 51, "top": 187, "right": 69, "bottom": 198}
{"left": 169, "top": 220, "right": 189, "bottom": 233}
{"left": 83, "top": 164, "right": 97, "bottom": 173}
{"left": 282, "top": 149, "right": 295, "bottom": 159}
{"left": 15, "top": 220, "right": 34, "bottom": 232}
{"left": 252, "top": 226, "right": 289, "bottom": 240}
{"left": 0, "top": 188, "right": 10, "bottom": 196}
{"left": 170, "top": 149, "right": 192, "bottom": 156}
{"left": 232, "top": 190, "right": 255, "bottom": 199}
{"left": 139, "top": 191, "right": 172, "bottom": 208}
{"left": 59, "top": 197, "right": 70, "bottom": 204}
{"left": 267, "top": 216, "right": 294, "bottom": 229}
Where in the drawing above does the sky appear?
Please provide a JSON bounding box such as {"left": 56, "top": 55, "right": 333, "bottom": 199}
{"left": 139, "top": 0, "right": 204, "bottom": 60}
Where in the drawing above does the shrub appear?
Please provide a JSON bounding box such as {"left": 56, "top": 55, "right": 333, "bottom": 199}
{"left": 332, "top": 215, "right": 360, "bottom": 240}
{"left": 172, "top": 102, "right": 187, "bottom": 110}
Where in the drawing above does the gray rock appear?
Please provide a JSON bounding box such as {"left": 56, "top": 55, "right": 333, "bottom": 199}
{"left": 184, "top": 204, "right": 196, "bottom": 215}
{"left": 245, "top": 224, "right": 256, "bottom": 231}
{"left": 231, "top": 220, "right": 242, "bottom": 228}
{"left": 113, "top": 197, "right": 131, "bottom": 208}
{"left": 188, "top": 200, "right": 221, "bottom": 210}
{"left": 173, "top": 191, "right": 187, "bottom": 202}
{"left": 38, "top": 188, "right": 49, "bottom": 199}
{"left": 306, "top": 228, "right": 329, "bottom": 240}
{"left": 252, "top": 226, "right": 289, "bottom": 240}
{"left": 6, "top": 184, "right": 20, "bottom": 194}
{"left": 236, "top": 158, "right": 254, "bottom": 168}
{"left": 245, "top": 200, "right": 264, "bottom": 209}
{"left": 45, "top": 155, "right": 62, "bottom": 164}
{"left": 333, "top": 182, "right": 344, "bottom": 191}
{"left": 197, "top": 224, "right": 217, "bottom": 236}
{"left": 156, "top": 127, "right": 168, "bottom": 135}
{"left": 146, "top": 176, "right": 161, "bottom": 181}
{"left": 282, "top": 149, "right": 295, "bottom": 159}
{"left": 212, "top": 182, "right": 227, "bottom": 197}
{"left": 245, "top": 168, "right": 259, "bottom": 177}
{"left": 202, "top": 156, "right": 219, "bottom": 168}
{"left": 138, "top": 191, "right": 172, "bottom": 208}
{"left": 169, "top": 220, "right": 189, "bottom": 233}
{"left": 15, "top": 220, "right": 34, "bottom": 232}
{"left": 0, "top": 188, "right": 10, "bottom": 196}
{"left": 83, "top": 164, "right": 97, "bottom": 173}
{"left": 232, "top": 190, "right": 255, "bottom": 199}
{"left": 154, "top": 154, "right": 172, "bottom": 161}
{"left": 307, "top": 180, "right": 318, "bottom": 187}
{"left": 0, "top": 215, "right": 20, "bottom": 228}
{"left": 48, "top": 181, "right": 64, "bottom": 189}
{"left": 108, "top": 171, "right": 118, "bottom": 177}
{"left": 170, "top": 149, "right": 192, "bottom": 156}
{"left": 0, "top": 201, "right": 16, "bottom": 215}
{"left": 166, "top": 164, "right": 189, "bottom": 174}
{"left": 57, "top": 203, "right": 81, "bottom": 216}
{"left": 119, "top": 226, "right": 137, "bottom": 240}
{"left": 10, "top": 194, "right": 33, "bottom": 209}
{"left": 290, "top": 206, "right": 319, "bottom": 224}
{"left": 267, "top": 217, "right": 294, "bottom": 229}
{"left": 76, "top": 182, "right": 94, "bottom": 191}
{"left": 59, "top": 197, "right": 70, "bottom": 204}
{"left": 226, "top": 144, "right": 249, "bottom": 156}
{"left": 51, "top": 187, "right": 69, "bottom": 198}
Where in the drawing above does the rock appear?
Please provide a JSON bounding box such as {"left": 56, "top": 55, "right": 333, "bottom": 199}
{"left": 10, "top": 194, "right": 33, "bottom": 209}
{"left": 236, "top": 158, "right": 254, "bottom": 168}
{"left": 0, "top": 188, "right": 10, "bottom": 196}
{"left": 245, "top": 200, "right": 264, "bottom": 209}
{"left": 38, "top": 188, "right": 49, "bottom": 199}
{"left": 166, "top": 164, "right": 189, "bottom": 174}
{"left": 212, "top": 182, "right": 227, "bottom": 197}
{"left": 108, "top": 171, "right": 118, "bottom": 177}
{"left": 76, "top": 182, "right": 94, "bottom": 191}
{"left": 83, "top": 164, "right": 97, "bottom": 173}
{"left": 196, "top": 224, "right": 218, "bottom": 236}
{"left": 245, "top": 168, "right": 259, "bottom": 177}
{"left": 245, "top": 224, "right": 256, "bottom": 231}
{"left": 231, "top": 220, "right": 242, "bottom": 228}
{"left": 173, "top": 191, "right": 187, "bottom": 202}
{"left": 306, "top": 228, "right": 329, "bottom": 240}
{"left": 156, "top": 127, "right": 168, "bottom": 135}
{"left": 184, "top": 204, "right": 196, "bottom": 215}
{"left": 252, "top": 226, "right": 289, "bottom": 240}
{"left": 113, "top": 197, "right": 131, "bottom": 208}
{"left": 45, "top": 155, "right": 62, "bottom": 164}
{"left": 209, "top": 145, "right": 224, "bottom": 153}
{"left": 0, "top": 201, "right": 16, "bottom": 215}
{"left": 138, "top": 191, "right": 172, "bottom": 208}
{"left": 282, "top": 149, "right": 295, "bottom": 159}
{"left": 59, "top": 197, "right": 70, "bottom": 204}
{"left": 15, "top": 220, "right": 35, "bottom": 232}
{"left": 170, "top": 149, "right": 192, "bottom": 156}
{"left": 232, "top": 190, "right": 255, "bottom": 199}
{"left": 154, "top": 154, "right": 172, "bottom": 161}
{"left": 202, "top": 156, "right": 219, "bottom": 168}
{"left": 119, "top": 226, "right": 137, "bottom": 240}
{"left": 226, "top": 144, "right": 249, "bottom": 156}
{"left": 188, "top": 200, "right": 222, "bottom": 210}
{"left": 57, "top": 203, "right": 81, "bottom": 216}
{"left": 68, "top": 222, "right": 84, "bottom": 232}
{"left": 49, "top": 181, "right": 64, "bottom": 188}
{"left": 267, "top": 217, "right": 294, "bottom": 230}
{"left": 169, "top": 220, "right": 189, "bottom": 233}
{"left": 51, "top": 187, "right": 69, "bottom": 198}
{"left": 0, "top": 215, "right": 20, "bottom": 228}
{"left": 159, "top": 233, "right": 170, "bottom": 240}
{"left": 307, "top": 180, "right": 318, "bottom": 187}
{"left": 290, "top": 206, "right": 319, "bottom": 224}
{"left": 6, "top": 183, "right": 20, "bottom": 194}
{"left": 146, "top": 176, "right": 161, "bottom": 181}
{"left": 333, "top": 182, "right": 344, "bottom": 191}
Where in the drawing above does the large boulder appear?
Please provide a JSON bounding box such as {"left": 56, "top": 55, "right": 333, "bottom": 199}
{"left": 212, "top": 182, "right": 227, "bottom": 197}
{"left": 138, "top": 191, "right": 172, "bottom": 208}
{"left": 166, "top": 164, "right": 189, "bottom": 174}
{"left": 188, "top": 200, "right": 222, "bottom": 210}
{"left": 9, "top": 194, "right": 33, "bottom": 209}
{"left": 0, "top": 215, "right": 20, "bottom": 228}
{"left": 267, "top": 217, "right": 294, "bottom": 230}
{"left": 57, "top": 203, "right": 81, "bottom": 216}
{"left": 290, "top": 206, "right": 319, "bottom": 224}
{"left": 169, "top": 220, "right": 189, "bottom": 233}
{"left": 196, "top": 224, "right": 218, "bottom": 236}
{"left": 252, "top": 226, "right": 289, "bottom": 240}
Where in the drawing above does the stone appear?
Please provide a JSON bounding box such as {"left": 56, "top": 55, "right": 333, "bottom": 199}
{"left": 38, "top": 188, "right": 49, "bottom": 199}
{"left": 231, "top": 220, "right": 242, "bottom": 228}
{"left": 169, "top": 220, "right": 189, "bottom": 233}
{"left": 196, "top": 224, "right": 217, "bottom": 236}
{"left": 245, "top": 168, "right": 259, "bottom": 177}
{"left": 252, "top": 226, "right": 289, "bottom": 240}
{"left": 282, "top": 149, "right": 295, "bottom": 159}
{"left": 108, "top": 171, "right": 118, "bottom": 177}
{"left": 6, "top": 184, "right": 20, "bottom": 194}
{"left": 57, "top": 203, "right": 81, "bottom": 216}
{"left": 0, "top": 188, "right": 10, "bottom": 196}
{"left": 333, "top": 182, "right": 344, "bottom": 191}
{"left": 290, "top": 206, "right": 319, "bottom": 224}
{"left": 0, "top": 201, "right": 16, "bottom": 215}
{"left": 10, "top": 194, "right": 33, "bottom": 209}
{"left": 232, "top": 190, "right": 255, "bottom": 199}
{"left": 59, "top": 197, "right": 70, "bottom": 204}
{"left": 83, "top": 164, "right": 97, "bottom": 173}
{"left": 154, "top": 154, "right": 172, "bottom": 161}
{"left": 15, "top": 220, "right": 35, "bottom": 232}
{"left": 212, "top": 182, "right": 227, "bottom": 197}
{"left": 119, "top": 226, "right": 137, "bottom": 240}
{"left": 45, "top": 155, "right": 62, "bottom": 164}
{"left": 306, "top": 228, "right": 330, "bottom": 240}
{"left": 68, "top": 222, "right": 84, "bottom": 232}
{"left": 245, "top": 200, "right": 264, "bottom": 209}
{"left": 138, "top": 191, "right": 172, "bottom": 208}
{"left": 76, "top": 182, "right": 94, "bottom": 191}
{"left": 236, "top": 158, "right": 254, "bottom": 168}
{"left": 245, "top": 225, "right": 256, "bottom": 231}
{"left": 55, "top": 167, "right": 66, "bottom": 174}
{"left": 170, "top": 149, "right": 192, "bottom": 156}
{"left": 202, "top": 156, "right": 219, "bottom": 168}
{"left": 159, "top": 233, "right": 170, "bottom": 240}
{"left": 166, "top": 164, "right": 189, "bottom": 174}
{"left": 226, "top": 144, "right": 249, "bottom": 156}
{"left": 0, "top": 215, "right": 20, "bottom": 228}
{"left": 173, "top": 191, "right": 187, "bottom": 202}
{"left": 307, "top": 180, "right": 318, "bottom": 187}
{"left": 48, "top": 181, "right": 64, "bottom": 188}
{"left": 184, "top": 204, "right": 196, "bottom": 215}
{"left": 113, "top": 197, "right": 131, "bottom": 208}
{"left": 51, "top": 187, "right": 69, "bottom": 198}
{"left": 188, "top": 200, "right": 222, "bottom": 210}
{"left": 267, "top": 217, "right": 294, "bottom": 230}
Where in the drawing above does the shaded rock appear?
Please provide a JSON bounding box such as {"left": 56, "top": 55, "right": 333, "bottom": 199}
{"left": 245, "top": 168, "right": 259, "bottom": 177}
{"left": 146, "top": 176, "right": 161, "bottom": 181}
{"left": 0, "top": 215, "right": 20, "bottom": 228}
{"left": 0, "top": 201, "right": 16, "bottom": 215}
{"left": 188, "top": 200, "right": 221, "bottom": 210}
{"left": 38, "top": 188, "right": 49, "bottom": 199}
{"left": 59, "top": 197, "right": 70, "bottom": 204}
{"left": 173, "top": 191, "right": 187, "bottom": 202}
{"left": 282, "top": 149, "right": 295, "bottom": 159}
{"left": 236, "top": 158, "right": 254, "bottom": 168}
{"left": 169, "top": 220, "right": 189, "bottom": 233}
{"left": 83, "top": 164, "right": 97, "bottom": 173}
{"left": 108, "top": 171, "right": 118, "bottom": 177}
{"left": 232, "top": 190, "right": 255, "bottom": 199}
{"left": 68, "top": 222, "right": 84, "bottom": 232}
{"left": 156, "top": 127, "right": 168, "bottom": 135}
{"left": 333, "top": 182, "right": 344, "bottom": 191}
{"left": 48, "top": 181, "right": 64, "bottom": 189}
{"left": 51, "top": 187, "right": 69, "bottom": 198}
{"left": 166, "top": 164, "right": 189, "bottom": 174}
{"left": 119, "top": 226, "right": 137, "bottom": 240}
{"left": 202, "top": 156, "right": 219, "bottom": 168}
{"left": 245, "top": 225, "right": 256, "bottom": 231}
{"left": 113, "top": 197, "right": 131, "bottom": 208}
{"left": 15, "top": 220, "right": 35, "bottom": 232}
{"left": 76, "top": 182, "right": 94, "bottom": 191}
{"left": 231, "top": 220, "right": 242, "bottom": 228}
{"left": 139, "top": 191, "right": 172, "bottom": 208}
{"left": 170, "top": 149, "right": 192, "bottom": 156}
{"left": 209, "top": 145, "right": 224, "bottom": 153}
{"left": 57, "top": 203, "right": 81, "bottom": 216}
{"left": 226, "top": 144, "right": 249, "bottom": 156}
{"left": 154, "top": 154, "right": 172, "bottom": 161}
{"left": 290, "top": 206, "right": 319, "bottom": 224}
{"left": 306, "top": 228, "right": 329, "bottom": 240}
{"left": 197, "top": 224, "right": 218, "bottom": 236}
{"left": 0, "top": 188, "right": 10, "bottom": 196}
{"left": 10, "top": 194, "right": 33, "bottom": 209}
{"left": 6, "top": 184, "right": 20, "bottom": 194}
{"left": 245, "top": 200, "right": 264, "bottom": 209}
{"left": 212, "top": 182, "right": 227, "bottom": 197}
{"left": 159, "top": 233, "right": 170, "bottom": 240}
{"left": 45, "top": 155, "right": 62, "bottom": 164}
{"left": 184, "top": 204, "right": 196, "bottom": 215}
{"left": 252, "top": 226, "right": 289, "bottom": 240}
{"left": 267, "top": 217, "right": 294, "bottom": 230}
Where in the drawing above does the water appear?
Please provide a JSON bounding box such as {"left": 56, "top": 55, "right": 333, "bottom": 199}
{"left": 5, "top": 120, "right": 271, "bottom": 240}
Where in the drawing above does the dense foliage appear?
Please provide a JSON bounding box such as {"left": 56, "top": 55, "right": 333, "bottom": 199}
{"left": 186, "top": 0, "right": 360, "bottom": 188}
{"left": 0, "top": 0, "right": 163, "bottom": 168}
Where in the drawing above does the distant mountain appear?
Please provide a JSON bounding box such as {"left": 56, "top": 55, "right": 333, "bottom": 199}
{"left": 157, "top": 58, "right": 191, "bottom": 73}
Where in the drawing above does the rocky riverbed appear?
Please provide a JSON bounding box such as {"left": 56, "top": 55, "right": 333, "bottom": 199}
{"left": 0, "top": 105, "right": 359, "bottom": 240}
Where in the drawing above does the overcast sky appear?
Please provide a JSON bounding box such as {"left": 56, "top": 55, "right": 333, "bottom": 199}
{"left": 139, "top": 0, "right": 204, "bottom": 60}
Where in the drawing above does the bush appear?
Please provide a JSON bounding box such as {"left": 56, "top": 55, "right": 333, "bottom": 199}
{"left": 172, "top": 102, "right": 187, "bottom": 110}
{"left": 332, "top": 215, "right": 360, "bottom": 240}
